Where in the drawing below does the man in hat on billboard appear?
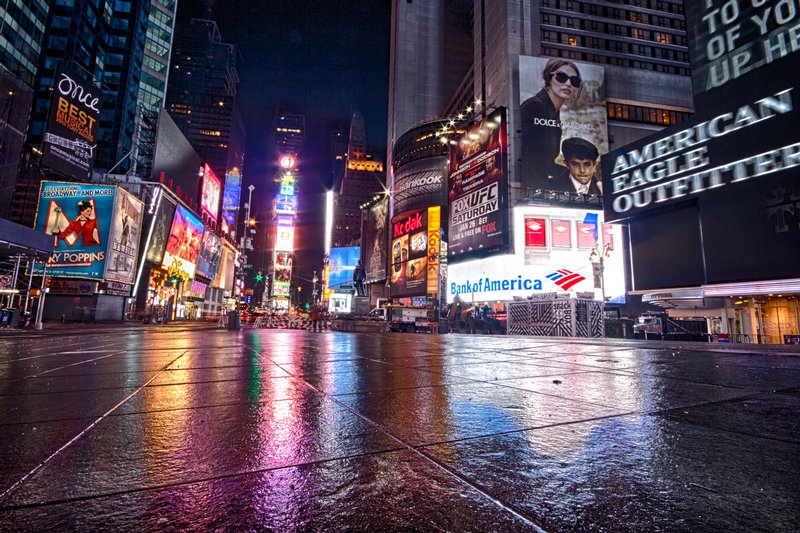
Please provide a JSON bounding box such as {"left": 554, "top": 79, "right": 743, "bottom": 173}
{"left": 549, "top": 137, "right": 602, "bottom": 196}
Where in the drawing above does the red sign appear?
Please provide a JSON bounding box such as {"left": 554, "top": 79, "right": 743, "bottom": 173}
{"left": 602, "top": 223, "right": 614, "bottom": 250}
{"left": 393, "top": 211, "right": 424, "bottom": 238}
{"left": 279, "top": 155, "right": 297, "bottom": 170}
{"left": 551, "top": 219, "right": 572, "bottom": 248}
{"left": 524, "top": 217, "right": 547, "bottom": 247}
{"left": 576, "top": 222, "right": 597, "bottom": 248}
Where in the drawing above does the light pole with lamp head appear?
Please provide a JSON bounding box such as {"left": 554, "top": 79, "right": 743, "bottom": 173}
{"left": 589, "top": 242, "right": 613, "bottom": 302}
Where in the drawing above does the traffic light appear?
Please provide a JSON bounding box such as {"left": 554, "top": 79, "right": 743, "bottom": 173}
{"left": 255, "top": 271, "right": 264, "bottom": 283}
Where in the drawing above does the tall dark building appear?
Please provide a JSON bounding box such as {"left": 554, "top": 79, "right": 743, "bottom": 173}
{"left": 332, "top": 112, "right": 385, "bottom": 247}
{"left": 165, "top": 18, "right": 244, "bottom": 182}
{"left": 273, "top": 111, "right": 305, "bottom": 158}
{"left": 10, "top": 0, "right": 150, "bottom": 225}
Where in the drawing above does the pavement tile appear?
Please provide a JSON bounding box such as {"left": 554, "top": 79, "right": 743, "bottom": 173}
{"left": 422, "top": 414, "right": 800, "bottom": 532}
{"left": 0, "top": 450, "right": 535, "bottom": 532}
{"left": 0, "top": 418, "right": 93, "bottom": 492}
{"left": 149, "top": 364, "right": 291, "bottom": 385}
{"left": 0, "top": 387, "right": 139, "bottom": 424}
{"left": 3, "top": 394, "right": 401, "bottom": 506}
{"left": 299, "top": 366, "right": 468, "bottom": 395}
{"left": 0, "top": 371, "right": 160, "bottom": 395}
{"left": 498, "top": 370, "right": 754, "bottom": 412}
{"left": 660, "top": 391, "right": 800, "bottom": 444}
{"left": 335, "top": 382, "right": 628, "bottom": 446}
{"left": 117, "top": 375, "right": 310, "bottom": 415}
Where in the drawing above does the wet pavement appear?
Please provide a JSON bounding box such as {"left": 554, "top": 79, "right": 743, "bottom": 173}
{"left": 1, "top": 324, "right": 799, "bottom": 531}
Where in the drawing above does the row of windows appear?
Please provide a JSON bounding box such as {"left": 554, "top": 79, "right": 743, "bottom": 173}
{"left": 542, "top": 12, "right": 685, "bottom": 34}
{"left": 0, "top": 45, "right": 34, "bottom": 86}
{"left": 2, "top": 2, "right": 45, "bottom": 43}
{"left": 607, "top": 102, "right": 692, "bottom": 126}
{"left": 0, "top": 24, "right": 39, "bottom": 73}
{"left": 543, "top": 32, "right": 688, "bottom": 63}
{"left": 542, "top": 15, "right": 686, "bottom": 45}
{"left": 543, "top": 46, "right": 690, "bottom": 76}
{"left": 541, "top": 0, "right": 684, "bottom": 15}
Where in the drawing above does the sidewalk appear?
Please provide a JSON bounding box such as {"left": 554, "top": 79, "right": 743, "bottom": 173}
{"left": 1, "top": 328, "right": 798, "bottom": 531}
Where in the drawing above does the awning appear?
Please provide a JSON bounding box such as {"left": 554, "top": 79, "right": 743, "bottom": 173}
{"left": 0, "top": 217, "right": 54, "bottom": 261}
{"left": 637, "top": 278, "right": 800, "bottom": 308}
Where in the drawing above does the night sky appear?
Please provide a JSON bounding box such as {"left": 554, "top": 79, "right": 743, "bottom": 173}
{"left": 177, "top": 0, "right": 391, "bottom": 296}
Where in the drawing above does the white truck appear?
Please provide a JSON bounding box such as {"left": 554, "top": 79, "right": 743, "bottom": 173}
{"left": 368, "top": 306, "right": 430, "bottom": 333}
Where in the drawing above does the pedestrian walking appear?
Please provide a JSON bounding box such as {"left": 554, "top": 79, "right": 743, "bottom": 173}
{"left": 310, "top": 304, "right": 321, "bottom": 332}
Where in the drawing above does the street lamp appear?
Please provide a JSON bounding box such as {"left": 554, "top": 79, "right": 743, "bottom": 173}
{"left": 312, "top": 271, "right": 318, "bottom": 304}
{"left": 589, "top": 243, "right": 613, "bottom": 302}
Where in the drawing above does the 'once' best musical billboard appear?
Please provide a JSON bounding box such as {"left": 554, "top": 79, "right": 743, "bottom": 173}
{"left": 42, "top": 64, "right": 102, "bottom": 180}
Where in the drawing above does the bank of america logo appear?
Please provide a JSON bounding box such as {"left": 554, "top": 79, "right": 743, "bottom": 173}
{"left": 546, "top": 269, "right": 586, "bottom": 290}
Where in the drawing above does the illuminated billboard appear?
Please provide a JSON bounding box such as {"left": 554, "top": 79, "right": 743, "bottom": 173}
{"left": 275, "top": 225, "right": 295, "bottom": 253}
{"left": 393, "top": 159, "right": 447, "bottom": 214}
{"left": 104, "top": 187, "right": 144, "bottom": 285}
{"left": 391, "top": 207, "right": 442, "bottom": 298}
{"left": 33, "top": 182, "right": 115, "bottom": 279}
{"left": 144, "top": 186, "right": 177, "bottom": 266}
{"left": 279, "top": 175, "right": 295, "bottom": 196}
{"left": 275, "top": 251, "right": 293, "bottom": 269}
{"left": 221, "top": 169, "right": 242, "bottom": 235}
{"left": 447, "top": 107, "right": 508, "bottom": 258}
{"left": 162, "top": 204, "right": 204, "bottom": 279}
{"left": 272, "top": 280, "right": 290, "bottom": 297}
{"left": 328, "top": 246, "right": 361, "bottom": 291}
{"left": 41, "top": 64, "right": 102, "bottom": 180}
{"left": 195, "top": 230, "right": 223, "bottom": 281}
{"left": 363, "top": 198, "right": 388, "bottom": 282}
{"left": 275, "top": 194, "right": 297, "bottom": 215}
{"left": 518, "top": 56, "right": 607, "bottom": 196}
{"left": 200, "top": 164, "right": 221, "bottom": 221}
{"left": 446, "top": 205, "right": 625, "bottom": 303}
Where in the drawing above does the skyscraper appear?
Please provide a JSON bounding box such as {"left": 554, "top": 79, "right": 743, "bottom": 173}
{"left": 332, "top": 112, "right": 385, "bottom": 247}
{"left": 165, "top": 18, "right": 244, "bottom": 182}
{"left": 10, "top": 0, "right": 151, "bottom": 225}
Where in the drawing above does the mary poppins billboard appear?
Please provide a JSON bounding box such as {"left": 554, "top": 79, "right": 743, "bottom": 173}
{"left": 602, "top": 3, "right": 800, "bottom": 290}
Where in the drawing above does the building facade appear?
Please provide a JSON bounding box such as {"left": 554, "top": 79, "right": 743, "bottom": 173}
{"left": 165, "top": 18, "right": 244, "bottom": 183}
{"left": 332, "top": 112, "right": 385, "bottom": 248}
{"left": 10, "top": 0, "right": 151, "bottom": 226}
{"left": 386, "top": 0, "right": 695, "bottom": 324}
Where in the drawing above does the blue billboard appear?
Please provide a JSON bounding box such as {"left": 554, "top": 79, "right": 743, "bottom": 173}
{"left": 33, "top": 182, "right": 116, "bottom": 279}
{"left": 221, "top": 170, "right": 241, "bottom": 235}
{"left": 328, "top": 246, "right": 361, "bottom": 291}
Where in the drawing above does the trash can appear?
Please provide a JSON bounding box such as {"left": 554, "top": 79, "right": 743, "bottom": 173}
{"left": 227, "top": 310, "right": 240, "bottom": 330}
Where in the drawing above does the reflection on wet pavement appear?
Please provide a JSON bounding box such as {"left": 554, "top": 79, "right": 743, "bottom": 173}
{"left": 1, "top": 326, "right": 799, "bottom": 531}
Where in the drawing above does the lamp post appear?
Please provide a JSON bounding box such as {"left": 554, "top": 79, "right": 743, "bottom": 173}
{"left": 589, "top": 243, "right": 613, "bottom": 302}
{"left": 312, "top": 271, "right": 318, "bottom": 304}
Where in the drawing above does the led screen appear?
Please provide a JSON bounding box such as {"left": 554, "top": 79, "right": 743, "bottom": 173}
{"left": 162, "top": 204, "right": 204, "bottom": 278}
{"left": 200, "top": 164, "right": 221, "bottom": 220}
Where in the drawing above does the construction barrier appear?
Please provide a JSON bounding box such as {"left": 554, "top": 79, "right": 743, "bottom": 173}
{"left": 252, "top": 315, "right": 332, "bottom": 331}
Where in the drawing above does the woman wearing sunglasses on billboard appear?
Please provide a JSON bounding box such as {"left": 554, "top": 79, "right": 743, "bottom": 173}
{"left": 520, "top": 59, "right": 583, "bottom": 191}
